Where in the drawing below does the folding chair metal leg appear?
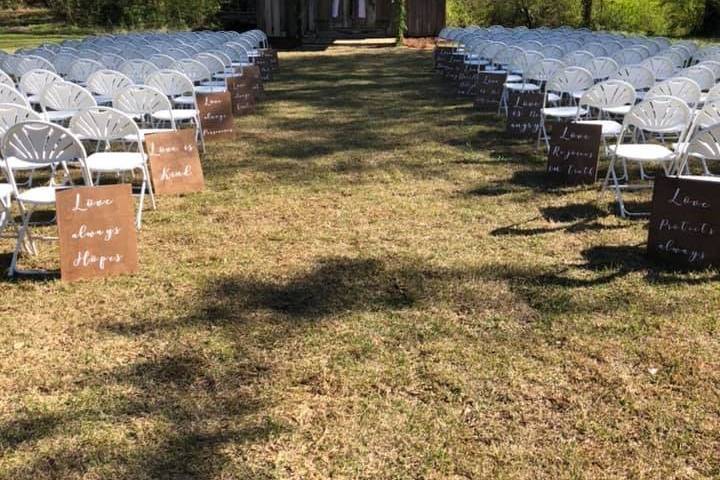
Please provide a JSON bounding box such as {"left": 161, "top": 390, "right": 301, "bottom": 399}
{"left": 8, "top": 206, "right": 34, "bottom": 277}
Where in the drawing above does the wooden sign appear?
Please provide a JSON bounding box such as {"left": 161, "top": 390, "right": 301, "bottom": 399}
{"left": 457, "top": 69, "right": 479, "bottom": 97}
{"left": 261, "top": 48, "right": 279, "bottom": 71}
{"left": 236, "top": 64, "right": 263, "bottom": 99}
{"left": 546, "top": 122, "right": 602, "bottom": 185}
{"left": 56, "top": 184, "right": 138, "bottom": 282}
{"left": 434, "top": 46, "right": 453, "bottom": 71}
{"left": 647, "top": 175, "right": 720, "bottom": 268}
{"left": 227, "top": 74, "right": 257, "bottom": 116}
{"left": 473, "top": 72, "right": 507, "bottom": 111}
{"left": 506, "top": 91, "right": 544, "bottom": 137}
{"left": 445, "top": 53, "right": 464, "bottom": 81}
{"left": 197, "top": 91, "right": 234, "bottom": 142}
{"left": 145, "top": 129, "right": 204, "bottom": 195}
{"left": 254, "top": 56, "right": 272, "bottom": 81}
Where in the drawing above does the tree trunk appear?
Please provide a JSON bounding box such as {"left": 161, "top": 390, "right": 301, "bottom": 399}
{"left": 700, "top": 0, "right": 720, "bottom": 36}
{"left": 581, "top": 0, "right": 592, "bottom": 27}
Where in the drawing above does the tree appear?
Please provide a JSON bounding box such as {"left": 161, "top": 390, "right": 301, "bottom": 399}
{"left": 581, "top": 0, "right": 592, "bottom": 27}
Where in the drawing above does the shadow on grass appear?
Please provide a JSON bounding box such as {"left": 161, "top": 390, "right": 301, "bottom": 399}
{"left": 3, "top": 252, "right": 716, "bottom": 477}
{"left": 491, "top": 202, "right": 631, "bottom": 236}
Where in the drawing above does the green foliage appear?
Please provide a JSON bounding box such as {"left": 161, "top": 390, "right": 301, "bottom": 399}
{"left": 446, "top": 0, "right": 710, "bottom": 36}
{"left": 44, "top": 0, "right": 221, "bottom": 29}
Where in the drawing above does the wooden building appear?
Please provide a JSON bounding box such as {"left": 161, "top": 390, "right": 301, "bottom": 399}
{"left": 219, "top": 0, "right": 445, "bottom": 39}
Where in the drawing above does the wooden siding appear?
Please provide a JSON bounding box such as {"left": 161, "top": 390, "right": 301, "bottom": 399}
{"left": 406, "top": 0, "right": 445, "bottom": 37}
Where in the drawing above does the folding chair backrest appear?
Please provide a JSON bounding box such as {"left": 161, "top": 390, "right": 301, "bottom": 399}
{"left": 587, "top": 57, "right": 619, "bottom": 80}
{"left": 583, "top": 42, "right": 607, "bottom": 57}
{"left": 697, "top": 60, "right": 720, "bottom": 80}
{"left": 100, "top": 53, "right": 126, "bottom": 70}
{"left": 149, "top": 54, "right": 176, "bottom": 69}
{"left": 578, "top": 79, "right": 635, "bottom": 110}
{"left": 562, "top": 50, "right": 594, "bottom": 67}
{"left": 173, "top": 59, "right": 212, "bottom": 83}
{"left": 612, "top": 49, "right": 644, "bottom": 66}
{"left": 691, "top": 99, "right": 720, "bottom": 132}
{"left": 684, "top": 123, "right": 720, "bottom": 161}
{"left": 610, "top": 65, "right": 655, "bottom": 91}
{"left": 527, "top": 59, "right": 566, "bottom": 83}
{"left": 0, "top": 84, "right": 30, "bottom": 108}
{"left": 87, "top": 69, "right": 133, "bottom": 97}
{"left": 546, "top": 66, "right": 594, "bottom": 97}
{"left": 623, "top": 96, "right": 691, "bottom": 134}
{"left": 646, "top": 77, "right": 701, "bottom": 106}
{"left": 166, "top": 48, "right": 190, "bottom": 61}
{"left": 53, "top": 52, "right": 79, "bottom": 77}
{"left": 67, "top": 58, "right": 103, "bottom": 84}
{"left": 540, "top": 44, "right": 564, "bottom": 60}
{"left": 677, "top": 65, "right": 714, "bottom": 92}
{"left": 0, "top": 69, "right": 13, "bottom": 88}
{"left": 113, "top": 85, "right": 174, "bottom": 127}
{"left": 16, "top": 56, "right": 56, "bottom": 77}
{"left": 0, "top": 103, "right": 42, "bottom": 139}
{"left": 641, "top": 56, "right": 674, "bottom": 80}
{"left": 146, "top": 70, "right": 195, "bottom": 98}
{"left": 19, "top": 69, "right": 62, "bottom": 97}
{"left": 40, "top": 81, "right": 96, "bottom": 112}
{"left": 194, "top": 53, "right": 226, "bottom": 75}
{"left": 706, "top": 83, "right": 720, "bottom": 103}
{"left": 70, "top": 107, "right": 142, "bottom": 145}
{"left": 1, "top": 120, "right": 90, "bottom": 181}
{"left": 119, "top": 59, "right": 159, "bottom": 84}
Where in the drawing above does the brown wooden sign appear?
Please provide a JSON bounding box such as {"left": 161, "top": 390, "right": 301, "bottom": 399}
{"left": 235, "top": 64, "right": 263, "bottom": 99}
{"left": 56, "top": 184, "right": 138, "bottom": 282}
{"left": 648, "top": 175, "right": 720, "bottom": 268}
{"left": 145, "top": 129, "right": 204, "bottom": 195}
{"left": 474, "top": 72, "right": 507, "bottom": 111}
{"left": 445, "top": 53, "right": 464, "bottom": 81}
{"left": 546, "top": 122, "right": 602, "bottom": 185}
{"left": 261, "top": 48, "right": 279, "bottom": 71}
{"left": 226, "top": 74, "right": 257, "bottom": 116}
{"left": 434, "top": 46, "right": 453, "bottom": 72}
{"left": 197, "top": 91, "right": 234, "bottom": 142}
{"left": 506, "top": 91, "right": 544, "bottom": 137}
{"left": 457, "top": 69, "right": 479, "bottom": 97}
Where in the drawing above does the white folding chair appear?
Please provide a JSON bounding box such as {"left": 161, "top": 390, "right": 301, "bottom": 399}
{"left": 146, "top": 70, "right": 205, "bottom": 151}
{"left": 586, "top": 57, "right": 619, "bottom": 82}
{"left": 0, "top": 103, "right": 44, "bottom": 188}
{"left": 149, "top": 54, "right": 176, "bottom": 69}
{"left": 112, "top": 85, "right": 177, "bottom": 140}
{"left": 52, "top": 52, "right": 79, "bottom": 78}
{"left": 605, "top": 96, "right": 692, "bottom": 217}
{"left": 1, "top": 121, "right": 92, "bottom": 276}
{"left": 19, "top": 69, "right": 62, "bottom": 105}
{"left": 575, "top": 79, "right": 636, "bottom": 153}
{"left": 641, "top": 56, "right": 675, "bottom": 81}
{"left": 538, "top": 66, "right": 594, "bottom": 149}
{"left": 69, "top": 107, "right": 155, "bottom": 228}
{"left": 39, "top": 81, "right": 97, "bottom": 124}
{"left": 87, "top": 69, "right": 133, "bottom": 105}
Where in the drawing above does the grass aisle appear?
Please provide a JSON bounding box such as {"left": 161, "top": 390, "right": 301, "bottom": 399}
{"left": 0, "top": 47, "right": 719, "bottom": 479}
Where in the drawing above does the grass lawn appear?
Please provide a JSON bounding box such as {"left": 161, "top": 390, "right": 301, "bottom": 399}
{"left": 0, "top": 8, "right": 89, "bottom": 52}
{"left": 0, "top": 45, "right": 719, "bottom": 479}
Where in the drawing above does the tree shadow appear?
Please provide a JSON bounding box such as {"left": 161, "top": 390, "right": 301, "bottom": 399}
{"left": 491, "top": 202, "right": 630, "bottom": 236}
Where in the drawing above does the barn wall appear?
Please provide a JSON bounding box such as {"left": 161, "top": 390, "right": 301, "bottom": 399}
{"left": 406, "top": 0, "right": 445, "bottom": 37}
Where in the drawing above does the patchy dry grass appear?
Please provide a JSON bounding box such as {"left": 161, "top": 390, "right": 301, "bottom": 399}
{"left": 0, "top": 47, "right": 719, "bottom": 479}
